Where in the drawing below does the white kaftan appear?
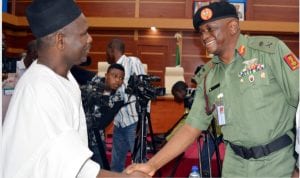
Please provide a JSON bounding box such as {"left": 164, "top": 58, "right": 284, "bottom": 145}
{"left": 1, "top": 61, "right": 99, "bottom": 178}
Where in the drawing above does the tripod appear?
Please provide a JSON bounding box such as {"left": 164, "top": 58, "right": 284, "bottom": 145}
{"left": 197, "top": 119, "right": 222, "bottom": 178}
{"left": 167, "top": 116, "right": 222, "bottom": 178}
{"left": 131, "top": 97, "right": 158, "bottom": 163}
{"left": 90, "top": 128, "right": 111, "bottom": 170}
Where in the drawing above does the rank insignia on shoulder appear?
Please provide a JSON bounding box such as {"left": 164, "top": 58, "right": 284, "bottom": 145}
{"left": 283, "top": 53, "right": 299, "bottom": 71}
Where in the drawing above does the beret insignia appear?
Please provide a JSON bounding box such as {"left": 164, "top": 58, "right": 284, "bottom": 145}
{"left": 201, "top": 8, "right": 213, "bottom": 20}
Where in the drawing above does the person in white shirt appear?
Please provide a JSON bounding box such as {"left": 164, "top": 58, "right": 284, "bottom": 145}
{"left": 16, "top": 39, "right": 38, "bottom": 78}
{"left": 106, "top": 38, "right": 146, "bottom": 172}
{"left": 1, "top": 0, "right": 149, "bottom": 178}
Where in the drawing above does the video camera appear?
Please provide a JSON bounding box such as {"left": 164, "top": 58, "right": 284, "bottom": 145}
{"left": 80, "top": 77, "right": 107, "bottom": 114}
{"left": 125, "top": 74, "right": 165, "bottom": 101}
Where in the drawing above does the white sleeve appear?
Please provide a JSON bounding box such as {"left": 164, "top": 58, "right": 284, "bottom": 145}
{"left": 77, "top": 159, "right": 100, "bottom": 178}
{"left": 36, "top": 130, "right": 96, "bottom": 178}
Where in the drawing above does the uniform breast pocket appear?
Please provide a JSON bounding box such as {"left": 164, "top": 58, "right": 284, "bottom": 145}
{"left": 239, "top": 71, "right": 270, "bottom": 109}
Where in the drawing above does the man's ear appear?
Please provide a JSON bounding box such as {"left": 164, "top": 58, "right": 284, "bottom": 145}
{"left": 55, "top": 32, "right": 64, "bottom": 50}
{"left": 229, "top": 20, "right": 239, "bottom": 35}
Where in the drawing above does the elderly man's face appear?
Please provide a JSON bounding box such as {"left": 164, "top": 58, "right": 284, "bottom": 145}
{"left": 198, "top": 18, "right": 232, "bottom": 55}
{"left": 62, "top": 14, "right": 93, "bottom": 66}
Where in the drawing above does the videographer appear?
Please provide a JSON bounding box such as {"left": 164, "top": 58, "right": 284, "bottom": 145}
{"left": 165, "top": 65, "right": 202, "bottom": 140}
{"left": 81, "top": 63, "right": 125, "bottom": 167}
{"left": 106, "top": 38, "right": 147, "bottom": 172}
{"left": 171, "top": 80, "right": 223, "bottom": 177}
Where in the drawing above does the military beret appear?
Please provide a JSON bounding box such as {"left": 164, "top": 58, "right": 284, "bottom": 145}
{"left": 193, "top": 1, "right": 238, "bottom": 31}
{"left": 26, "top": 0, "right": 82, "bottom": 38}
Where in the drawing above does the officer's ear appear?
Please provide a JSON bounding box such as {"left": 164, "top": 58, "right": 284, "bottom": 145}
{"left": 228, "top": 19, "right": 239, "bottom": 35}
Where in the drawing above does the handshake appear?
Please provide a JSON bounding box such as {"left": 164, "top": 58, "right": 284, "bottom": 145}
{"left": 98, "top": 162, "right": 155, "bottom": 178}
{"left": 122, "top": 162, "right": 157, "bottom": 177}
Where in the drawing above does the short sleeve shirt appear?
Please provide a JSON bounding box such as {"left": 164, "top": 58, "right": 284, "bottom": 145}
{"left": 186, "top": 34, "right": 299, "bottom": 147}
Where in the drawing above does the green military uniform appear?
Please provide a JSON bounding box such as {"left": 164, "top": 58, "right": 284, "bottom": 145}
{"left": 186, "top": 34, "right": 299, "bottom": 177}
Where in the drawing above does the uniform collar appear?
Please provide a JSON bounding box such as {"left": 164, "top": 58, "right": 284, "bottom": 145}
{"left": 210, "top": 34, "right": 251, "bottom": 64}
{"left": 210, "top": 34, "right": 245, "bottom": 64}
{"left": 235, "top": 34, "right": 252, "bottom": 61}
{"left": 212, "top": 55, "right": 220, "bottom": 64}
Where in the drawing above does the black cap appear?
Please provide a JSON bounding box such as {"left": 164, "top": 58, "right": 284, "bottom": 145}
{"left": 193, "top": 1, "right": 238, "bottom": 31}
{"left": 26, "top": 0, "right": 82, "bottom": 38}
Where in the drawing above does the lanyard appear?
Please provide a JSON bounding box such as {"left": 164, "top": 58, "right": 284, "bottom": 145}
{"left": 204, "top": 73, "right": 215, "bottom": 115}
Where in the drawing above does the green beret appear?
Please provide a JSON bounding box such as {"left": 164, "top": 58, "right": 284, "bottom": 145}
{"left": 193, "top": 1, "right": 238, "bottom": 31}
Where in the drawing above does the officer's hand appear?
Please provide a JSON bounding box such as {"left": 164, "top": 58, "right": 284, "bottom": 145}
{"left": 125, "top": 170, "right": 152, "bottom": 178}
{"left": 125, "top": 163, "right": 156, "bottom": 177}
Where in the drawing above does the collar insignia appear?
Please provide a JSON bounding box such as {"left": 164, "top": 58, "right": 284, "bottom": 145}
{"left": 238, "top": 45, "right": 246, "bottom": 56}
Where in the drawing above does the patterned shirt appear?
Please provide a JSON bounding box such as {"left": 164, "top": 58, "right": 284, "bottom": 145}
{"left": 115, "top": 55, "right": 146, "bottom": 127}
{"left": 81, "top": 76, "right": 123, "bottom": 146}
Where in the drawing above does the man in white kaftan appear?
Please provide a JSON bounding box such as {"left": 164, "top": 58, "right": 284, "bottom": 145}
{"left": 1, "top": 0, "right": 150, "bottom": 178}
{"left": 1, "top": 61, "right": 100, "bottom": 178}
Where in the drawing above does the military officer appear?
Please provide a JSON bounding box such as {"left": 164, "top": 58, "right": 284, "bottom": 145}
{"left": 125, "top": 1, "right": 299, "bottom": 177}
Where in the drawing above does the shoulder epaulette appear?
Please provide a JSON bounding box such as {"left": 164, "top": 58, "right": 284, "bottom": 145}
{"left": 248, "top": 36, "right": 279, "bottom": 54}
{"left": 194, "top": 60, "right": 215, "bottom": 84}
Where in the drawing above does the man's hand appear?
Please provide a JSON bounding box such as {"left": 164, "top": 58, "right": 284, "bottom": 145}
{"left": 96, "top": 169, "right": 151, "bottom": 177}
{"left": 125, "top": 163, "right": 156, "bottom": 177}
{"left": 125, "top": 170, "right": 152, "bottom": 178}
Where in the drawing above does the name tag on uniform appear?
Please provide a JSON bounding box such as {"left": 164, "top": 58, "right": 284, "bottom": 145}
{"left": 216, "top": 93, "right": 226, "bottom": 126}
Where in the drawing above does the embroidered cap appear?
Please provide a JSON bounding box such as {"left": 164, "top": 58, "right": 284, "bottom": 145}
{"left": 26, "top": 0, "right": 82, "bottom": 38}
{"left": 193, "top": 1, "right": 238, "bottom": 31}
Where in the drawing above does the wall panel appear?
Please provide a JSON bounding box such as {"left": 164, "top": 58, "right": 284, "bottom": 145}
{"left": 140, "top": 0, "right": 186, "bottom": 18}
{"left": 246, "top": 0, "right": 299, "bottom": 22}
{"left": 8, "top": 0, "right": 299, "bottom": 22}
{"left": 137, "top": 44, "right": 168, "bottom": 86}
{"left": 78, "top": 1, "right": 136, "bottom": 17}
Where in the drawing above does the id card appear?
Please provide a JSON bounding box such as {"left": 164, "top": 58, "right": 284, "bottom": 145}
{"left": 216, "top": 93, "right": 226, "bottom": 125}
{"left": 217, "top": 105, "right": 226, "bottom": 125}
